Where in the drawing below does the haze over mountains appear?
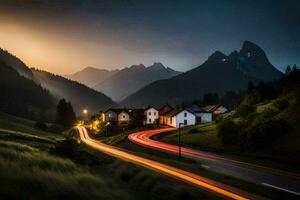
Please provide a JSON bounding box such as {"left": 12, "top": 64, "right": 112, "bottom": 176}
{"left": 0, "top": 40, "right": 284, "bottom": 115}
{"left": 66, "top": 67, "right": 119, "bottom": 88}
{"left": 32, "top": 69, "right": 116, "bottom": 113}
{"left": 0, "top": 49, "right": 116, "bottom": 116}
{"left": 121, "top": 41, "right": 283, "bottom": 107}
{"left": 93, "top": 62, "right": 182, "bottom": 102}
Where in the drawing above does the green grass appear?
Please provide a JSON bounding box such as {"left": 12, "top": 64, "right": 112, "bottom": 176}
{"left": 0, "top": 112, "right": 224, "bottom": 200}
{"left": 161, "top": 123, "right": 229, "bottom": 152}
{"left": 107, "top": 133, "right": 297, "bottom": 200}
{"left": 160, "top": 93, "right": 300, "bottom": 168}
{"left": 0, "top": 112, "right": 59, "bottom": 137}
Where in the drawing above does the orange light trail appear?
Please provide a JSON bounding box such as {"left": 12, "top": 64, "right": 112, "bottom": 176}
{"left": 77, "top": 126, "right": 265, "bottom": 200}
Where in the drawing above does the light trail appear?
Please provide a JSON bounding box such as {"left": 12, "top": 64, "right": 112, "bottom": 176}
{"left": 128, "top": 127, "right": 300, "bottom": 197}
{"left": 77, "top": 126, "right": 265, "bottom": 200}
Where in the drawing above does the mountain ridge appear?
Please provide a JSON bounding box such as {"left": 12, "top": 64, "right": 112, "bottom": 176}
{"left": 94, "top": 62, "right": 182, "bottom": 102}
{"left": 66, "top": 66, "right": 119, "bottom": 88}
{"left": 121, "top": 41, "right": 283, "bottom": 107}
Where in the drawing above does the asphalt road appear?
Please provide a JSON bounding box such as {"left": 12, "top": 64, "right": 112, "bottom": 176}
{"left": 77, "top": 126, "right": 266, "bottom": 200}
{"left": 128, "top": 127, "right": 300, "bottom": 197}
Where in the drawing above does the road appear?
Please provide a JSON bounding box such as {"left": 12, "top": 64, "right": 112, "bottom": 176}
{"left": 77, "top": 126, "right": 266, "bottom": 200}
{"left": 128, "top": 128, "right": 300, "bottom": 197}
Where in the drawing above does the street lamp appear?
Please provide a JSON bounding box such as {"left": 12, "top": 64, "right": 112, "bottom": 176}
{"left": 178, "top": 123, "right": 184, "bottom": 160}
{"left": 83, "top": 109, "right": 88, "bottom": 115}
{"left": 105, "top": 122, "right": 110, "bottom": 137}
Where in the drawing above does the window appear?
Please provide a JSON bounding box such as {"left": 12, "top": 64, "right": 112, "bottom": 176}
{"left": 123, "top": 115, "right": 126, "bottom": 119}
{"left": 184, "top": 112, "right": 187, "bottom": 117}
{"left": 154, "top": 112, "right": 156, "bottom": 116}
{"left": 149, "top": 112, "right": 151, "bottom": 116}
{"left": 149, "top": 118, "right": 151, "bottom": 123}
{"left": 184, "top": 120, "right": 187, "bottom": 125}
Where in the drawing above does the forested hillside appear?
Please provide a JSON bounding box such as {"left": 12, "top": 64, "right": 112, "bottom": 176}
{"left": 0, "top": 62, "right": 55, "bottom": 120}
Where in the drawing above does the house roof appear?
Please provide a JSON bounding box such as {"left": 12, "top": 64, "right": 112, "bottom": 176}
{"left": 202, "top": 105, "right": 228, "bottom": 112}
{"left": 105, "top": 108, "right": 124, "bottom": 114}
{"left": 159, "top": 104, "right": 173, "bottom": 115}
{"left": 202, "top": 105, "right": 219, "bottom": 112}
{"left": 144, "top": 106, "right": 159, "bottom": 112}
{"left": 164, "top": 109, "right": 194, "bottom": 117}
{"left": 105, "top": 108, "right": 146, "bottom": 116}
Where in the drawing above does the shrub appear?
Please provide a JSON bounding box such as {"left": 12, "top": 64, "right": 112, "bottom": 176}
{"left": 217, "top": 120, "right": 240, "bottom": 145}
{"left": 50, "top": 139, "right": 78, "bottom": 158}
{"left": 35, "top": 121, "right": 48, "bottom": 131}
{"left": 235, "top": 104, "right": 255, "bottom": 117}
{"left": 274, "top": 99, "right": 289, "bottom": 110}
{"left": 242, "top": 119, "right": 291, "bottom": 151}
{"left": 48, "top": 124, "right": 64, "bottom": 133}
{"left": 188, "top": 128, "right": 199, "bottom": 134}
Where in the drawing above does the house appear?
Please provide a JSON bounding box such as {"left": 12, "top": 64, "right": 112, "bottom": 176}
{"left": 144, "top": 106, "right": 159, "bottom": 125}
{"left": 104, "top": 108, "right": 131, "bottom": 125}
{"left": 161, "top": 109, "right": 196, "bottom": 128}
{"left": 159, "top": 104, "right": 173, "bottom": 125}
{"left": 186, "top": 103, "right": 212, "bottom": 123}
{"left": 202, "top": 105, "right": 228, "bottom": 115}
{"left": 104, "top": 108, "right": 145, "bottom": 125}
{"left": 104, "top": 108, "right": 123, "bottom": 122}
{"left": 118, "top": 110, "right": 131, "bottom": 125}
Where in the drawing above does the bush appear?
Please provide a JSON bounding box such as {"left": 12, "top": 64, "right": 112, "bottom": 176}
{"left": 235, "top": 104, "right": 255, "bottom": 117}
{"left": 241, "top": 119, "right": 291, "bottom": 151}
{"left": 274, "top": 99, "right": 289, "bottom": 110}
{"left": 188, "top": 128, "right": 199, "bottom": 134}
{"left": 48, "top": 124, "right": 64, "bottom": 133}
{"left": 217, "top": 120, "right": 240, "bottom": 145}
{"left": 35, "top": 121, "right": 48, "bottom": 131}
{"left": 50, "top": 139, "right": 78, "bottom": 158}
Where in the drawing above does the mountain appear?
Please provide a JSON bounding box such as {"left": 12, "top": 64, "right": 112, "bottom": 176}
{"left": 94, "top": 62, "right": 182, "bottom": 102}
{"left": 0, "top": 48, "right": 34, "bottom": 80}
{"left": 32, "top": 69, "right": 117, "bottom": 113}
{"left": 0, "top": 61, "right": 55, "bottom": 119}
{"left": 66, "top": 67, "right": 119, "bottom": 88}
{"left": 229, "top": 41, "right": 282, "bottom": 81}
{"left": 121, "top": 41, "right": 283, "bottom": 107}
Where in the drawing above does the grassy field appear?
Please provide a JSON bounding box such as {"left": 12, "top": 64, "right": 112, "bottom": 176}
{"left": 161, "top": 100, "right": 300, "bottom": 169}
{"left": 104, "top": 132, "right": 298, "bottom": 200}
{"left": 0, "top": 112, "right": 223, "bottom": 200}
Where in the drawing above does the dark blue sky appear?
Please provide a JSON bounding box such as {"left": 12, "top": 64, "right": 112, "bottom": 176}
{"left": 0, "top": 0, "right": 299, "bottom": 73}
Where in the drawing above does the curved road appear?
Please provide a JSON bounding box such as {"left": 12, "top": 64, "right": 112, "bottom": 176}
{"left": 77, "top": 126, "right": 265, "bottom": 200}
{"left": 128, "top": 127, "right": 300, "bottom": 197}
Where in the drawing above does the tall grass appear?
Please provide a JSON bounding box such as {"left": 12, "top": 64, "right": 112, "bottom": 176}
{"left": 0, "top": 141, "right": 125, "bottom": 200}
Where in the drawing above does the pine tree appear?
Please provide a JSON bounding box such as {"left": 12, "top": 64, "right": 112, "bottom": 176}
{"left": 285, "top": 65, "right": 291, "bottom": 75}
{"left": 292, "top": 64, "right": 298, "bottom": 72}
{"left": 56, "top": 99, "right": 76, "bottom": 128}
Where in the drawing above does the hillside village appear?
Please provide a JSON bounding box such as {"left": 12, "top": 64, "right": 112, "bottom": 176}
{"left": 101, "top": 104, "right": 228, "bottom": 128}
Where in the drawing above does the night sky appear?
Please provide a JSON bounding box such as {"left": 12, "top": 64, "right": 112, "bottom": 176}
{"left": 0, "top": 0, "right": 299, "bottom": 74}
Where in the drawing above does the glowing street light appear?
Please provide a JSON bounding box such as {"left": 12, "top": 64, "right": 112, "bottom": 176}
{"left": 83, "top": 109, "right": 88, "bottom": 115}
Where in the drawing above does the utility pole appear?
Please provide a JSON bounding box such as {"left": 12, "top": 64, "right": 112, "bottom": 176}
{"left": 178, "top": 123, "right": 184, "bottom": 160}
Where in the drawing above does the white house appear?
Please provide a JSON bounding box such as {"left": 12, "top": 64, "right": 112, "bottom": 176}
{"left": 144, "top": 107, "right": 159, "bottom": 124}
{"left": 196, "top": 112, "right": 212, "bottom": 123}
{"left": 186, "top": 103, "right": 212, "bottom": 123}
{"left": 202, "top": 105, "right": 228, "bottom": 115}
{"left": 161, "top": 109, "right": 196, "bottom": 128}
